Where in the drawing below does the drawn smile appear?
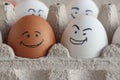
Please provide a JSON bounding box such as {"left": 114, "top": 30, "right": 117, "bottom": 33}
{"left": 70, "top": 37, "right": 87, "bottom": 45}
{"left": 20, "top": 39, "right": 44, "bottom": 48}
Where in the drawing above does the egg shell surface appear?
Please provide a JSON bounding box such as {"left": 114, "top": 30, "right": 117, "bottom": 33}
{"left": 61, "top": 15, "right": 108, "bottom": 59}
{"left": 15, "top": 0, "right": 48, "bottom": 20}
{"left": 67, "top": 0, "right": 99, "bottom": 22}
{"left": 7, "top": 15, "right": 56, "bottom": 58}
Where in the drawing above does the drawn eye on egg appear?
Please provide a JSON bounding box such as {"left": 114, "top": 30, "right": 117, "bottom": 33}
{"left": 28, "top": 8, "right": 36, "bottom": 15}
{"left": 69, "top": 24, "right": 92, "bottom": 45}
{"left": 22, "top": 31, "right": 30, "bottom": 38}
{"left": 71, "top": 7, "right": 79, "bottom": 19}
{"left": 85, "top": 9, "right": 93, "bottom": 15}
{"left": 20, "top": 31, "right": 44, "bottom": 48}
{"left": 22, "top": 31, "right": 41, "bottom": 38}
{"left": 28, "top": 8, "right": 44, "bottom": 16}
{"left": 72, "top": 24, "right": 80, "bottom": 34}
{"left": 71, "top": 7, "right": 94, "bottom": 19}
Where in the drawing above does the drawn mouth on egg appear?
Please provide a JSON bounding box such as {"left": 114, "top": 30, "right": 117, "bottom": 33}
{"left": 70, "top": 37, "right": 87, "bottom": 45}
{"left": 20, "top": 39, "right": 44, "bottom": 48}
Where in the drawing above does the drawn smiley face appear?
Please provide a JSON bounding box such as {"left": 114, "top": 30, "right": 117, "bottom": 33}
{"left": 61, "top": 15, "right": 108, "bottom": 59}
{"left": 69, "top": 24, "right": 92, "bottom": 45}
{"left": 71, "top": 7, "right": 94, "bottom": 19}
{"left": 15, "top": 0, "right": 48, "bottom": 20}
{"left": 67, "top": 0, "right": 99, "bottom": 22}
{"left": 20, "top": 31, "right": 44, "bottom": 48}
{"left": 28, "top": 8, "right": 44, "bottom": 16}
{"left": 7, "top": 15, "right": 56, "bottom": 58}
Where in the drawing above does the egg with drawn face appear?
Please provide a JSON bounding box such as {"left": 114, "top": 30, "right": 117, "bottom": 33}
{"left": 61, "top": 15, "right": 108, "bottom": 58}
{"left": 15, "top": 0, "right": 48, "bottom": 20}
{"left": 7, "top": 15, "right": 56, "bottom": 58}
{"left": 67, "top": 0, "right": 99, "bottom": 22}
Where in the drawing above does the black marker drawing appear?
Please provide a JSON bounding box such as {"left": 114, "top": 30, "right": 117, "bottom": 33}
{"left": 20, "top": 39, "right": 44, "bottom": 48}
{"left": 28, "top": 8, "right": 36, "bottom": 12}
{"left": 28, "top": 8, "right": 44, "bottom": 16}
{"left": 71, "top": 7, "right": 79, "bottom": 19}
{"left": 37, "top": 9, "right": 44, "bottom": 16}
{"left": 70, "top": 24, "right": 92, "bottom": 45}
{"left": 83, "top": 28, "right": 92, "bottom": 31}
{"left": 72, "top": 25, "right": 80, "bottom": 34}
{"left": 20, "top": 31, "right": 44, "bottom": 48}
{"left": 85, "top": 10, "right": 93, "bottom": 13}
{"left": 85, "top": 10, "right": 93, "bottom": 15}
{"left": 70, "top": 37, "right": 87, "bottom": 45}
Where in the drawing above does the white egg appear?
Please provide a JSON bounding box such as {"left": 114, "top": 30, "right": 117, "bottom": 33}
{"left": 61, "top": 15, "right": 108, "bottom": 59}
{"left": 15, "top": 0, "right": 48, "bottom": 20}
{"left": 112, "top": 26, "right": 120, "bottom": 45}
{"left": 67, "top": 0, "right": 99, "bottom": 22}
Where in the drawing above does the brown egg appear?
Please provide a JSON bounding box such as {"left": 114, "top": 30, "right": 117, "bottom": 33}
{"left": 7, "top": 15, "right": 56, "bottom": 58}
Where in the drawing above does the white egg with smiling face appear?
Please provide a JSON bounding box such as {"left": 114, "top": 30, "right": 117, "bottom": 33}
{"left": 15, "top": 0, "right": 48, "bottom": 20}
{"left": 61, "top": 15, "right": 108, "bottom": 59}
{"left": 67, "top": 0, "right": 99, "bottom": 22}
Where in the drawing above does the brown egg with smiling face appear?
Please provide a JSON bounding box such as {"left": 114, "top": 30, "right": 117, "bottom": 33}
{"left": 7, "top": 15, "right": 56, "bottom": 58}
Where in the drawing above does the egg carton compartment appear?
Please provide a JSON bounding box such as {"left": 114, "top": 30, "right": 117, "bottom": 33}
{"left": 0, "top": 68, "right": 120, "bottom": 80}
{"left": 0, "top": 69, "right": 68, "bottom": 80}
{"left": 0, "top": 58, "right": 120, "bottom": 80}
{"left": 14, "top": 69, "right": 50, "bottom": 80}
{"left": 106, "top": 71, "right": 120, "bottom": 80}
{"left": 0, "top": 43, "right": 120, "bottom": 80}
{"left": 0, "top": 69, "right": 17, "bottom": 80}
{"left": 69, "top": 70, "right": 120, "bottom": 80}
{"left": 0, "top": 69, "right": 50, "bottom": 80}
{"left": 0, "top": 43, "right": 120, "bottom": 60}
{"left": 69, "top": 70, "right": 107, "bottom": 80}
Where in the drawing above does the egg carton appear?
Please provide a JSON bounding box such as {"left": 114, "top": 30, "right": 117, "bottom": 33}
{"left": 0, "top": 1, "right": 120, "bottom": 80}
{"left": 0, "top": 43, "right": 119, "bottom": 80}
